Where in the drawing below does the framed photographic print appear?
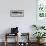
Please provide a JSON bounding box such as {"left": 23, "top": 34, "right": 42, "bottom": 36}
{"left": 10, "top": 10, "right": 24, "bottom": 17}
{"left": 36, "top": 0, "right": 46, "bottom": 26}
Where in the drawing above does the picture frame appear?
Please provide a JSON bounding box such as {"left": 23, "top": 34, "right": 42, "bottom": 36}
{"left": 36, "top": 0, "right": 46, "bottom": 26}
{"left": 10, "top": 10, "right": 24, "bottom": 17}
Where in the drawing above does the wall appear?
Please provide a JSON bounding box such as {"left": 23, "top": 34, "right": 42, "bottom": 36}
{"left": 0, "top": 0, "right": 36, "bottom": 42}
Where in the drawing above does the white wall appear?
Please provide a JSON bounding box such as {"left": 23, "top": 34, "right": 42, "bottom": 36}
{"left": 0, "top": 0, "right": 36, "bottom": 42}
